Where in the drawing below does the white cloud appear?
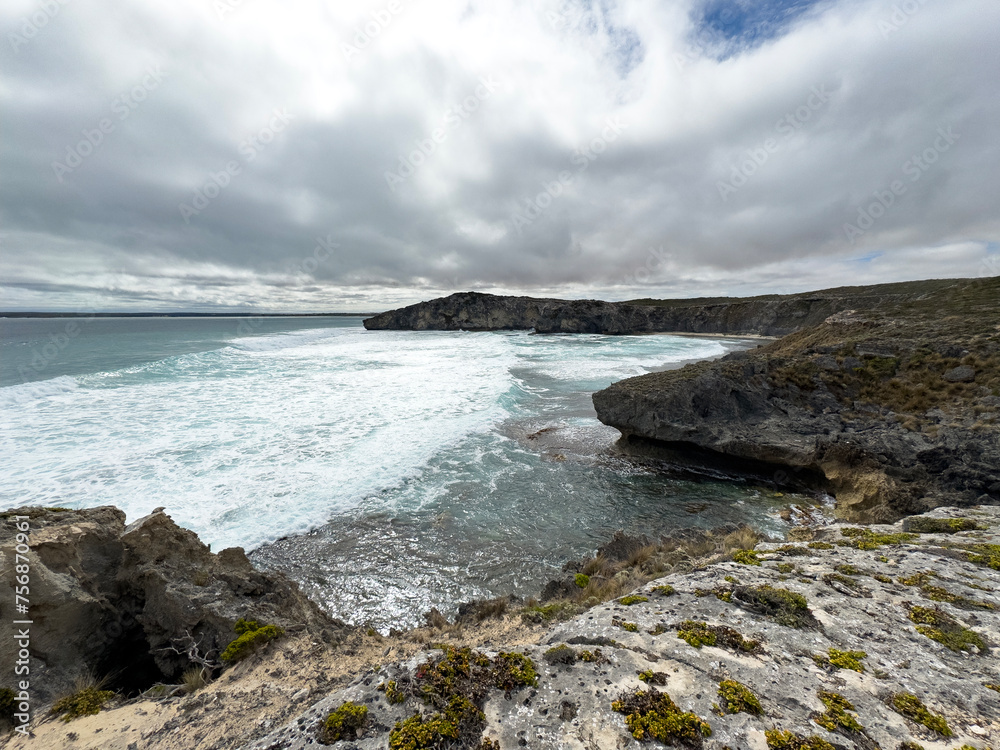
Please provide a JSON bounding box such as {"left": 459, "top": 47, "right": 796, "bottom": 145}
{"left": 0, "top": 0, "right": 997, "bottom": 311}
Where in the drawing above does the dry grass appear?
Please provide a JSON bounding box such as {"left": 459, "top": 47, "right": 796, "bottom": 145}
{"left": 529, "top": 526, "right": 761, "bottom": 620}
{"left": 181, "top": 667, "right": 208, "bottom": 694}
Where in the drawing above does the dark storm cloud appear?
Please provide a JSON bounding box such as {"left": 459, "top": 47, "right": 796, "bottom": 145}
{"left": 0, "top": 0, "right": 997, "bottom": 311}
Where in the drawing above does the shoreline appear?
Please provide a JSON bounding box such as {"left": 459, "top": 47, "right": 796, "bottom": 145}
{"left": 6, "top": 504, "right": 997, "bottom": 749}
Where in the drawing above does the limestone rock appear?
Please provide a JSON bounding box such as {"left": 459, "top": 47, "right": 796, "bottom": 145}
{"left": 248, "top": 506, "right": 1000, "bottom": 750}
{"left": 592, "top": 277, "right": 1000, "bottom": 521}
{"left": 363, "top": 279, "right": 984, "bottom": 337}
{"left": 0, "top": 506, "right": 345, "bottom": 705}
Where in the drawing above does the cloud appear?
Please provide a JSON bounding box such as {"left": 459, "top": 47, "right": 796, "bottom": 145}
{"left": 0, "top": 0, "right": 997, "bottom": 311}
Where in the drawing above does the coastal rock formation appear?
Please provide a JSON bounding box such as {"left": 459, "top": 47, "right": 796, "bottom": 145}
{"left": 594, "top": 277, "right": 1000, "bottom": 520}
{"left": 249, "top": 506, "right": 1000, "bottom": 750}
{"left": 0, "top": 506, "right": 343, "bottom": 705}
{"left": 362, "top": 279, "right": 978, "bottom": 336}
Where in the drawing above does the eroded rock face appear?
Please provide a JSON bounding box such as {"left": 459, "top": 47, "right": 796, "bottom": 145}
{"left": 593, "top": 279, "right": 1000, "bottom": 521}
{"left": 0, "top": 507, "right": 344, "bottom": 704}
{"left": 248, "top": 506, "right": 1000, "bottom": 750}
{"left": 362, "top": 282, "right": 970, "bottom": 336}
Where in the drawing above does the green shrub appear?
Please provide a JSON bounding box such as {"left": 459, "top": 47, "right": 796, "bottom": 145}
{"left": 733, "top": 549, "right": 761, "bottom": 566}
{"left": 717, "top": 680, "right": 762, "bottom": 715}
{"left": 618, "top": 595, "right": 648, "bottom": 606}
{"left": 765, "top": 729, "right": 835, "bottom": 750}
{"left": 220, "top": 620, "right": 285, "bottom": 662}
{"left": 890, "top": 692, "right": 951, "bottom": 736}
{"left": 814, "top": 691, "right": 863, "bottom": 733}
{"left": 612, "top": 688, "right": 711, "bottom": 747}
{"left": 320, "top": 701, "right": 368, "bottom": 744}
{"left": 574, "top": 573, "right": 590, "bottom": 588}
{"left": 908, "top": 606, "right": 987, "bottom": 653}
{"left": 813, "top": 648, "right": 866, "bottom": 672}
{"left": 378, "top": 680, "right": 407, "bottom": 705}
{"left": 543, "top": 645, "right": 577, "bottom": 665}
{"left": 50, "top": 687, "right": 115, "bottom": 722}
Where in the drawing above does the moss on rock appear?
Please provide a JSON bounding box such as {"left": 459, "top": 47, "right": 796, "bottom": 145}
{"left": 619, "top": 595, "right": 649, "bottom": 606}
{"left": 717, "top": 680, "right": 763, "bottom": 716}
{"left": 733, "top": 549, "right": 762, "bottom": 566}
{"left": 838, "top": 528, "right": 918, "bottom": 550}
{"left": 612, "top": 688, "right": 712, "bottom": 748}
{"left": 889, "top": 692, "right": 952, "bottom": 736}
{"left": 765, "top": 729, "right": 835, "bottom": 750}
{"left": 379, "top": 680, "right": 408, "bottom": 705}
{"left": 733, "top": 584, "right": 818, "bottom": 628}
{"left": 814, "top": 691, "right": 863, "bottom": 733}
{"left": 908, "top": 605, "right": 988, "bottom": 653}
{"left": 676, "top": 621, "right": 762, "bottom": 653}
{"left": 813, "top": 648, "right": 866, "bottom": 672}
{"left": 320, "top": 701, "right": 368, "bottom": 744}
{"left": 390, "top": 646, "right": 539, "bottom": 750}
{"left": 906, "top": 517, "right": 983, "bottom": 534}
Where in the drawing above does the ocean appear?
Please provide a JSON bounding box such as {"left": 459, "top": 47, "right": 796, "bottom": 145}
{"left": 0, "top": 316, "right": 811, "bottom": 630}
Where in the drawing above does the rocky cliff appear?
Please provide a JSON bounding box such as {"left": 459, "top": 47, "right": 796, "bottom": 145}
{"left": 6, "top": 506, "right": 1000, "bottom": 749}
{"left": 0, "top": 506, "right": 343, "bottom": 707}
{"left": 362, "top": 279, "right": 974, "bottom": 336}
{"left": 594, "top": 277, "right": 1000, "bottom": 520}
{"left": 250, "top": 505, "right": 1000, "bottom": 750}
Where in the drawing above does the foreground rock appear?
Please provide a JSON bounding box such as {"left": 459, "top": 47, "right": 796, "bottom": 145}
{"left": 362, "top": 279, "right": 978, "bottom": 336}
{"left": 249, "top": 506, "right": 1000, "bottom": 750}
{"left": 0, "top": 506, "right": 343, "bottom": 706}
{"left": 594, "top": 276, "right": 1000, "bottom": 521}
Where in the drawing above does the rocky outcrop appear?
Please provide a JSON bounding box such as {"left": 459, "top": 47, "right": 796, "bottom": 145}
{"left": 594, "top": 277, "right": 1000, "bottom": 520}
{"left": 362, "top": 279, "right": 975, "bottom": 336}
{"left": 0, "top": 506, "right": 344, "bottom": 705}
{"left": 248, "top": 506, "right": 1000, "bottom": 750}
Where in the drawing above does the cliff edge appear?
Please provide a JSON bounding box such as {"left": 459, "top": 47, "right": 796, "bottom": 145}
{"left": 594, "top": 276, "right": 1000, "bottom": 520}
{"left": 362, "top": 279, "right": 977, "bottom": 336}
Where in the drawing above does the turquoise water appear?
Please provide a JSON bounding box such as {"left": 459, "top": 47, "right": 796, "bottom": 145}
{"left": 0, "top": 317, "right": 807, "bottom": 629}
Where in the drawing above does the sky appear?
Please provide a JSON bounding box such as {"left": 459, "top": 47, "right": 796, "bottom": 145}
{"left": 1, "top": 0, "right": 998, "bottom": 312}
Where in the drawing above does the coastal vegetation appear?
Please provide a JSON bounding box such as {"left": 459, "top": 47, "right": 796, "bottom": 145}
{"left": 220, "top": 618, "right": 286, "bottom": 662}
